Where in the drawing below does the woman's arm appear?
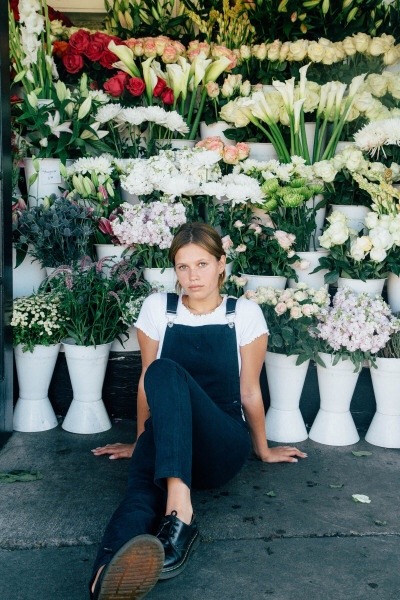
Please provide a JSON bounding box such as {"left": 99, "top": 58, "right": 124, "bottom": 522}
{"left": 240, "top": 335, "right": 307, "bottom": 464}
{"left": 91, "top": 330, "right": 159, "bottom": 460}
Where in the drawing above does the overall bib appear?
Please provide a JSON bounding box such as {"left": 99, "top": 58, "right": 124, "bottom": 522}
{"left": 92, "top": 294, "right": 251, "bottom": 574}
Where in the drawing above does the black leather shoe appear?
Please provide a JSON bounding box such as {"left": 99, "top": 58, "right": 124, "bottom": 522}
{"left": 156, "top": 510, "right": 200, "bottom": 580}
{"left": 91, "top": 535, "right": 164, "bottom": 600}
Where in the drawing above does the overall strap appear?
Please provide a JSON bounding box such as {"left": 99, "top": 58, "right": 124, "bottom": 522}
{"left": 166, "top": 293, "right": 179, "bottom": 327}
{"left": 225, "top": 297, "right": 237, "bottom": 328}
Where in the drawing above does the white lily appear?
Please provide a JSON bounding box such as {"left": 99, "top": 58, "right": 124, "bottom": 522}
{"left": 204, "top": 56, "right": 232, "bottom": 84}
{"left": 45, "top": 111, "right": 72, "bottom": 138}
{"left": 141, "top": 57, "right": 157, "bottom": 103}
{"left": 190, "top": 55, "right": 212, "bottom": 89}
{"left": 273, "top": 77, "right": 295, "bottom": 115}
{"left": 108, "top": 41, "right": 140, "bottom": 78}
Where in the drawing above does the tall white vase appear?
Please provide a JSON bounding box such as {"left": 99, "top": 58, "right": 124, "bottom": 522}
{"left": 329, "top": 205, "right": 370, "bottom": 233}
{"left": 13, "top": 344, "right": 60, "bottom": 432}
{"left": 387, "top": 273, "right": 400, "bottom": 313}
{"left": 242, "top": 274, "right": 287, "bottom": 292}
{"left": 62, "top": 341, "right": 112, "bottom": 434}
{"left": 246, "top": 142, "right": 278, "bottom": 161}
{"left": 365, "top": 357, "right": 400, "bottom": 448}
{"left": 12, "top": 245, "right": 47, "bottom": 299}
{"left": 199, "top": 121, "right": 235, "bottom": 145}
{"left": 111, "top": 325, "right": 140, "bottom": 352}
{"left": 143, "top": 267, "right": 176, "bottom": 292}
{"left": 309, "top": 353, "right": 360, "bottom": 446}
{"left": 288, "top": 250, "right": 329, "bottom": 289}
{"left": 337, "top": 277, "right": 386, "bottom": 296}
{"left": 305, "top": 194, "right": 326, "bottom": 250}
{"left": 156, "top": 139, "right": 196, "bottom": 150}
{"left": 24, "top": 158, "right": 71, "bottom": 207}
{"left": 265, "top": 352, "right": 309, "bottom": 443}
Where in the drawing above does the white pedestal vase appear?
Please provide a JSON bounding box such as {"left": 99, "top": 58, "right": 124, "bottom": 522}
{"left": 337, "top": 277, "right": 386, "bottom": 296}
{"left": 246, "top": 142, "right": 278, "bottom": 161}
{"left": 199, "top": 121, "right": 235, "bottom": 145}
{"left": 62, "top": 341, "right": 112, "bottom": 434}
{"left": 305, "top": 195, "right": 326, "bottom": 250}
{"left": 387, "top": 273, "right": 400, "bottom": 313}
{"left": 242, "top": 274, "right": 287, "bottom": 292}
{"left": 24, "top": 158, "right": 72, "bottom": 207}
{"left": 13, "top": 245, "right": 47, "bottom": 299}
{"left": 365, "top": 357, "right": 400, "bottom": 448}
{"left": 143, "top": 267, "right": 176, "bottom": 292}
{"left": 13, "top": 344, "right": 60, "bottom": 432}
{"left": 265, "top": 352, "right": 309, "bottom": 443}
{"left": 156, "top": 139, "right": 196, "bottom": 150}
{"left": 329, "top": 205, "right": 369, "bottom": 233}
{"left": 111, "top": 325, "right": 140, "bottom": 352}
{"left": 308, "top": 353, "right": 360, "bottom": 446}
{"left": 288, "top": 250, "right": 329, "bottom": 289}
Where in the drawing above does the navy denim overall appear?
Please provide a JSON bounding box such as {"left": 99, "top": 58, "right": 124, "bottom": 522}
{"left": 92, "top": 294, "right": 251, "bottom": 575}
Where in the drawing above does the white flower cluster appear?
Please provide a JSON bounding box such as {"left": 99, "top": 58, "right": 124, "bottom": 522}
{"left": 12, "top": 293, "right": 64, "bottom": 346}
{"left": 95, "top": 103, "right": 189, "bottom": 135}
{"left": 353, "top": 117, "right": 400, "bottom": 158}
{"left": 245, "top": 283, "right": 329, "bottom": 320}
{"left": 111, "top": 200, "right": 186, "bottom": 248}
{"left": 315, "top": 287, "right": 400, "bottom": 354}
{"left": 19, "top": 0, "right": 45, "bottom": 69}
{"left": 319, "top": 209, "right": 400, "bottom": 263}
{"left": 332, "top": 146, "right": 400, "bottom": 182}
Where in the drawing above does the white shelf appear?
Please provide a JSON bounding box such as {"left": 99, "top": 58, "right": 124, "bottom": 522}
{"left": 49, "top": 0, "right": 106, "bottom": 13}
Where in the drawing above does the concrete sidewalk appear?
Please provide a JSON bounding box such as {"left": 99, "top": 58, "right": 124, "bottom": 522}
{"left": 0, "top": 420, "right": 399, "bottom": 600}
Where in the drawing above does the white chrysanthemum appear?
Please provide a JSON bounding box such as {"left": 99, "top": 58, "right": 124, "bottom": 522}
{"left": 354, "top": 117, "right": 400, "bottom": 156}
{"left": 68, "top": 155, "right": 114, "bottom": 176}
{"left": 118, "top": 107, "right": 148, "bottom": 126}
{"left": 163, "top": 111, "right": 190, "bottom": 134}
{"left": 95, "top": 103, "right": 123, "bottom": 123}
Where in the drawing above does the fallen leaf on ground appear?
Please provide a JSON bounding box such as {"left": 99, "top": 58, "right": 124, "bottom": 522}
{"left": 0, "top": 470, "right": 43, "bottom": 483}
{"left": 352, "top": 451, "right": 372, "bottom": 457}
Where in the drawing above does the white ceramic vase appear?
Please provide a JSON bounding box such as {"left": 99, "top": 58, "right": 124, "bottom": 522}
{"left": 199, "top": 121, "right": 235, "bottom": 145}
{"left": 95, "top": 244, "right": 133, "bottom": 278}
{"left": 13, "top": 344, "right": 60, "bottom": 432}
{"left": 143, "top": 267, "right": 176, "bottom": 292}
{"left": 305, "top": 194, "right": 326, "bottom": 250}
{"left": 246, "top": 142, "right": 278, "bottom": 161}
{"left": 365, "top": 357, "right": 400, "bottom": 448}
{"left": 329, "top": 204, "right": 370, "bottom": 233}
{"left": 288, "top": 250, "right": 329, "bottom": 290}
{"left": 308, "top": 352, "right": 360, "bottom": 446}
{"left": 156, "top": 139, "right": 196, "bottom": 150}
{"left": 12, "top": 245, "right": 47, "bottom": 299}
{"left": 242, "top": 274, "right": 287, "bottom": 292}
{"left": 24, "top": 158, "right": 72, "bottom": 207}
{"left": 387, "top": 273, "right": 400, "bottom": 313}
{"left": 120, "top": 188, "right": 140, "bottom": 205}
{"left": 337, "top": 277, "right": 386, "bottom": 296}
{"left": 62, "top": 341, "right": 112, "bottom": 434}
{"left": 111, "top": 325, "right": 140, "bottom": 352}
{"left": 265, "top": 352, "right": 309, "bottom": 443}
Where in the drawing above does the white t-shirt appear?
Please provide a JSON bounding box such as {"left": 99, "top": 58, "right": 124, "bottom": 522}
{"left": 135, "top": 293, "right": 269, "bottom": 372}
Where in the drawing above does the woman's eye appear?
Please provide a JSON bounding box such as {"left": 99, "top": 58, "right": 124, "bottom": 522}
{"left": 199, "top": 262, "right": 207, "bottom": 268}
{"left": 178, "top": 265, "right": 187, "bottom": 271}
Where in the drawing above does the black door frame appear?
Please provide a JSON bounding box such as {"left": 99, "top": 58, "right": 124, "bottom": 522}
{"left": 0, "top": 0, "right": 13, "bottom": 435}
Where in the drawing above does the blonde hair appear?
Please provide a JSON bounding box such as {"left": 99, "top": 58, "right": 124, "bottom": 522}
{"left": 169, "top": 223, "right": 226, "bottom": 292}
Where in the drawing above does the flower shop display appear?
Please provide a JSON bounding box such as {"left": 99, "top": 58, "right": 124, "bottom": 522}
{"left": 11, "top": 291, "right": 67, "bottom": 432}
{"left": 366, "top": 327, "right": 400, "bottom": 448}
{"left": 46, "top": 258, "right": 146, "bottom": 433}
{"left": 14, "top": 196, "right": 96, "bottom": 270}
{"left": 309, "top": 288, "right": 399, "bottom": 445}
{"left": 246, "top": 283, "right": 329, "bottom": 443}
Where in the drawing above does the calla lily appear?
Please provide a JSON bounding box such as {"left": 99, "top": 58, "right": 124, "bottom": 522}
{"left": 55, "top": 80, "right": 70, "bottom": 102}
{"left": 27, "top": 91, "right": 38, "bottom": 109}
{"left": 45, "top": 111, "right": 72, "bottom": 138}
{"left": 141, "top": 57, "right": 158, "bottom": 104}
{"left": 108, "top": 41, "right": 140, "bottom": 78}
{"left": 298, "top": 63, "right": 311, "bottom": 99}
{"left": 293, "top": 99, "right": 305, "bottom": 134}
{"left": 190, "top": 55, "right": 212, "bottom": 89}
{"left": 273, "top": 78, "right": 295, "bottom": 114}
{"left": 204, "top": 56, "right": 232, "bottom": 84}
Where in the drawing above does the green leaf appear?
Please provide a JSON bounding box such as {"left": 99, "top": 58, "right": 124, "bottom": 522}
{"left": 352, "top": 451, "right": 372, "bottom": 457}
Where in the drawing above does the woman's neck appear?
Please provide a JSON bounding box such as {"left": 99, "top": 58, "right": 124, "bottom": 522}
{"left": 182, "top": 293, "right": 223, "bottom": 315}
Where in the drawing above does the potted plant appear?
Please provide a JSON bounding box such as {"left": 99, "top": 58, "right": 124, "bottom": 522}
{"left": 13, "top": 196, "right": 96, "bottom": 271}
{"left": 47, "top": 258, "right": 148, "bottom": 433}
{"left": 366, "top": 324, "right": 400, "bottom": 448}
{"left": 316, "top": 209, "right": 394, "bottom": 292}
{"left": 309, "top": 287, "right": 399, "bottom": 446}
{"left": 245, "top": 282, "right": 330, "bottom": 443}
{"left": 11, "top": 291, "right": 67, "bottom": 432}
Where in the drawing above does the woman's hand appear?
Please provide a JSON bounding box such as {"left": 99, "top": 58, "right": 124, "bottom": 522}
{"left": 256, "top": 446, "right": 307, "bottom": 464}
{"left": 91, "top": 443, "right": 135, "bottom": 460}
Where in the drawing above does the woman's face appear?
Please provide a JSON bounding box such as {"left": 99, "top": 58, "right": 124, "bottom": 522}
{"left": 174, "top": 243, "right": 226, "bottom": 300}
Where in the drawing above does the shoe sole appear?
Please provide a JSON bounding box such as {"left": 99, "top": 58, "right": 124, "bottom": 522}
{"left": 98, "top": 534, "right": 165, "bottom": 600}
{"left": 158, "top": 532, "right": 200, "bottom": 581}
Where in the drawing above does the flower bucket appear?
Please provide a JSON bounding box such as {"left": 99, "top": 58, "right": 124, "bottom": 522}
{"left": 305, "top": 194, "right": 326, "bottom": 250}
{"left": 337, "top": 277, "right": 386, "bottom": 296}
{"left": 62, "top": 341, "right": 112, "bottom": 434}
{"left": 156, "top": 139, "right": 196, "bottom": 150}
{"left": 387, "top": 273, "right": 400, "bottom": 313}
{"left": 199, "top": 121, "right": 235, "bottom": 145}
{"left": 24, "top": 158, "right": 72, "bottom": 207}
{"left": 365, "top": 357, "right": 400, "bottom": 448}
{"left": 120, "top": 188, "right": 140, "bottom": 205}
{"left": 13, "top": 344, "right": 60, "bottom": 432}
{"left": 265, "top": 352, "right": 309, "bottom": 443}
{"left": 143, "top": 267, "right": 176, "bottom": 292}
{"left": 308, "top": 352, "right": 360, "bottom": 446}
{"left": 12, "top": 245, "right": 46, "bottom": 299}
{"left": 242, "top": 274, "right": 287, "bottom": 292}
{"left": 94, "top": 244, "right": 133, "bottom": 278}
{"left": 111, "top": 325, "right": 140, "bottom": 352}
{"left": 246, "top": 142, "right": 278, "bottom": 162}
{"left": 288, "top": 250, "right": 329, "bottom": 290}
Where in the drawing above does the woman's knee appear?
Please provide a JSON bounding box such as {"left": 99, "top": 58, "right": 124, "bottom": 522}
{"left": 144, "top": 358, "right": 183, "bottom": 392}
